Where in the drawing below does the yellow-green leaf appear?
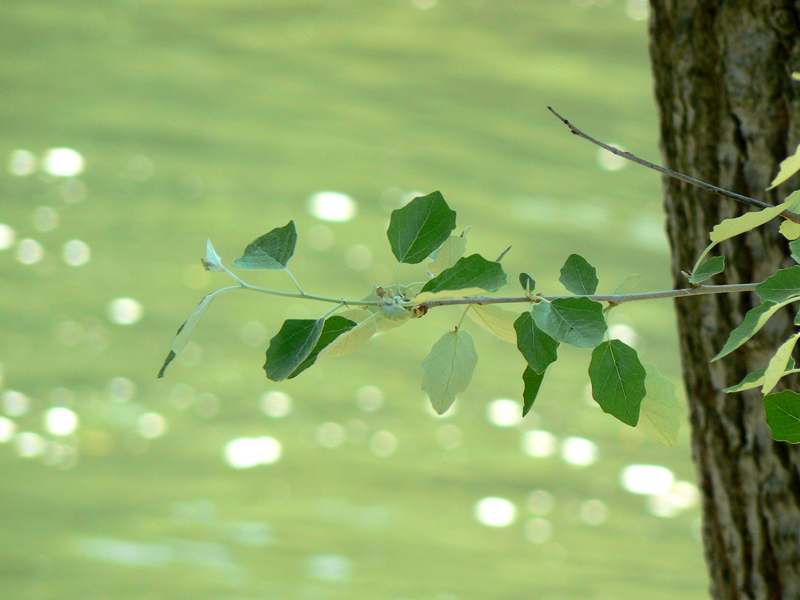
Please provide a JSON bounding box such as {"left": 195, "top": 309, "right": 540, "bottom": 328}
{"left": 636, "top": 363, "right": 683, "bottom": 447}
{"left": 709, "top": 193, "right": 800, "bottom": 244}
{"left": 762, "top": 332, "right": 800, "bottom": 394}
{"left": 466, "top": 304, "right": 519, "bottom": 344}
{"left": 428, "top": 235, "right": 467, "bottom": 275}
{"left": 768, "top": 143, "right": 800, "bottom": 190}
{"left": 780, "top": 220, "right": 800, "bottom": 240}
{"left": 321, "top": 309, "right": 378, "bottom": 357}
{"left": 422, "top": 329, "right": 478, "bottom": 415}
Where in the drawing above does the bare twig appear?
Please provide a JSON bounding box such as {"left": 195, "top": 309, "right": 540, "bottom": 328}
{"left": 417, "top": 283, "right": 758, "bottom": 311}
{"left": 547, "top": 106, "right": 800, "bottom": 224}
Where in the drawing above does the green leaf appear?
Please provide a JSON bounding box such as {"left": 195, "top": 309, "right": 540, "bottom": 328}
{"left": 588, "top": 340, "right": 647, "bottom": 426}
{"left": 428, "top": 235, "right": 467, "bottom": 275}
{"left": 688, "top": 256, "right": 725, "bottom": 284}
{"left": 466, "top": 304, "right": 519, "bottom": 344}
{"left": 234, "top": 221, "right": 297, "bottom": 269}
{"left": 514, "top": 312, "right": 559, "bottom": 372}
{"left": 519, "top": 272, "right": 535, "bottom": 293}
{"left": 321, "top": 309, "right": 378, "bottom": 357}
{"left": 763, "top": 390, "right": 800, "bottom": 443}
{"left": 559, "top": 254, "right": 599, "bottom": 295}
{"left": 756, "top": 266, "right": 800, "bottom": 304}
{"left": 522, "top": 367, "right": 546, "bottom": 417}
{"left": 287, "top": 316, "right": 357, "bottom": 379}
{"left": 713, "top": 301, "right": 782, "bottom": 361}
{"left": 613, "top": 274, "right": 641, "bottom": 296}
{"left": 709, "top": 194, "right": 799, "bottom": 244}
{"left": 531, "top": 297, "right": 607, "bottom": 348}
{"left": 762, "top": 332, "right": 800, "bottom": 394}
{"left": 724, "top": 360, "right": 799, "bottom": 393}
{"left": 158, "top": 289, "right": 226, "bottom": 378}
{"left": 387, "top": 191, "right": 457, "bottom": 264}
{"left": 769, "top": 146, "right": 800, "bottom": 189}
{"left": 790, "top": 239, "right": 800, "bottom": 264}
{"left": 420, "top": 254, "right": 507, "bottom": 294}
{"left": 637, "top": 363, "right": 683, "bottom": 447}
{"left": 421, "top": 329, "right": 478, "bottom": 415}
{"left": 779, "top": 220, "right": 800, "bottom": 240}
{"left": 264, "top": 318, "right": 324, "bottom": 381}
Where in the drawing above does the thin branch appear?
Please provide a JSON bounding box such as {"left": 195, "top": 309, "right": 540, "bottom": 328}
{"left": 417, "top": 283, "right": 758, "bottom": 310}
{"left": 547, "top": 106, "right": 800, "bottom": 224}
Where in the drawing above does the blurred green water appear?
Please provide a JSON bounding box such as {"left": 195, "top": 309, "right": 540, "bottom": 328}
{"left": 0, "top": 1, "right": 708, "bottom": 599}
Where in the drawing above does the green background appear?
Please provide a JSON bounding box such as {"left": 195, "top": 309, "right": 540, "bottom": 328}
{"left": 0, "top": 1, "right": 707, "bottom": 598}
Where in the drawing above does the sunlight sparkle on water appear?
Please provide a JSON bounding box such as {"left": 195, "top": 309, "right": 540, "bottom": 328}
{"left": 0, "top": 224, "right": 15, "bottom": 250}
{"left": 308, "top": 554, "right": 352, "bottom": 582}
{"left": 224, "top": 437, "right": 282, "bottom": 469}
{"left": 525, "top": 518, "right": 553, "bottom": 544}
{"left": 597, "top": 145, "right": 627, "bottom": 171}
{"left": 560, "top": 437, "right": 599, "bottom": 467}
{"left": 356, "top": 386, "right": 383, "bottom": 412}
{"left": 369, "top": 430, "right": 397, "bottom": 457}
{"left": 608, "top": 323, "right": 639, "bottom": 348}
{"left": 579, "top": 499, "right": 608, "bottom": 525}
{"left": 63, "top": 240, "right": 91, "bottom": 267}
{"left": 260, "top": 391, "right": 293, "bottom": 418}
{"left": 474, "top": 497, "right": 517, "bottom": 527}
{"left": 45, "top": 407, "right": 79, "bottom": 435}
{"left": 42, "top": 148, "right": 84, "bottom": 177}
{"left": 0, "top": 417, "right": 16, "bottom": 442}
{"left": 621, "top": 464, "right": 675, "bottom": 495}
{"left": 486, "top": 398, "right": 522, "bottom": 427}
{"left": 8, "top": 149, "right": 37, "bottom": 176}
{"left": 308, "top": 191, "right": 357, "bottom": 222}
{"left": 108, "top": 298, "right": 143, "bottom": 325}
{"left": 316, "top": 422, "right": 346, "bottom": 448}
{"left": 16, "top": 239, "right": 44, "bottom": 265}
{"left": 16, "top": 432, "right": 46, "bottom": 458}
{"left": 108, "top": 377, "right": 136, "bottom": 403}
{"left": 626, "top": 0, "right": 649, "bottom": 21}
{"left": 521, "top": 430, "right": 557, "bottom": 458}
{"left": 137, "top": 412, "right": 167, "bottom": 439}
{"left": 2, "top": 390, "right": 30, "bottom": 417}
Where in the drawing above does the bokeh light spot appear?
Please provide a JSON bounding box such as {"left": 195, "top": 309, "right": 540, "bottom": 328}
{"left": 0, "top": 224, "right": 15, "bottom": 250}
{"left": 560, "top": 437, "right": 599, "bottom": 467}
{"left": 486, "top": 398, "right": 522, "bottom": 427}
{"left": 579, "top": 499, "right": 608, "bottom": 525}
{"left": 8, "top": 149, "right": 37, "bottom": 176}
{"left": 137, "top": 412, "right": 167, "bottom": 439}
{"left": 224, "top": 436, "right": 282, "bottom": 468}
{"left": 16, "top": 432, "right": 46, "bottom": 458}
{"left": 316, "top": 422, "right": 346, "bottom": 448}
{"left": 260, "top": 391, "right": 292, "bottom": 418}
{"left": 42, "top": 147, "right": 84, "bottom": 177}
{"left": 108, "top": 298, "right": 143, "bottom": 325}
{"left": 527, "top": 490, "right": 555, "bottom": 516}
{"left": 620, "top": 464, "right": 675, "bottom": 495}
{"left": 2, "top": 390, "right": 30, "bottom": 417}
{"left": 369, "top": 430, "right": 398, "bottom": 457}
{"left": 16, "top": 238, "right": 44, "bottom": 265}
{"left": 308, "top": 191, "right": 357, "bottom": 222}
{"left": 525, "top": 518, "right": 553, "bottom": 544}
{"left": 474, "top": 497, "right": 517, "bottom": 527}
{"left": 45, "top": 407, "right": 79, "bottom": 436}
{"left": 0, "top": 416, "right": 17, "bottom": 442}
{"left": 356, "top": 385, "right": 384, "bottom": 412}
{"left": 33, "top": 206, "right": 59, "bottom": 232}
{"left": 63, "top": 239, "right": 91, "bottom": 267}
{"left": 521, "top": 430, "right": 557, "bottom": 458}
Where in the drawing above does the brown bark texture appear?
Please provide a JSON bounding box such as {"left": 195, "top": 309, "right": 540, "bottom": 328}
{"left": 648, "top": 2, "right": 800, "bottom": 599}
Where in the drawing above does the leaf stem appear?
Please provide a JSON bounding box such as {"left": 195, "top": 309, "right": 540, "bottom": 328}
{"left": 284, "top": 268, "right": 305, "bottom": 295}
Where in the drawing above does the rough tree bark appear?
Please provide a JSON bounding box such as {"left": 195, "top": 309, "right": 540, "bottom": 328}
{"left": 648, "top": 2, "right": 800, "bottom": 599}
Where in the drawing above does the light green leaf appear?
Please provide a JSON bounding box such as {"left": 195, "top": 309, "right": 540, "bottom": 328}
{"left": 287, "top": 316, "right": 357, "bottom": 379}
{"left": 688, "top": 256, "right": 725, "bottom": 284}
{"left": 559, "top": 254, "right": 599, "bottom": 295}
{"left": 264, "top": 318, "right": 324, "bottom": 381}
{"left": 519, "top": 272, "right": 535, "bottom": 294}
{"left": 768, "top": 144, "right": 800, "bottom": 189}
{"left": 762, "top": 333, "right": 800, "bottom": 394}
{"left": 709, "top": 193, "right": 800, "bottom": 243}
{"left": 726, "top": 359, "right": 798, "bottom": 393}
{"left": 321, "top": 309, "right": 378, "bottom": 357}
{"left": 234, "top": 221, "right": 297, "bottom": 269}
{"left": 763, "top": 390, "right": 800, "bottom": 443}
{"left": 158, "top": 290, "right": 223, "bottom": 378}
{"left": 420, "top": 254, "right": 507, "bottom": 294}
{"left": 428, "top": 235, "right": 467, "bottom": 275}
{"left": 422, "top": 329, "right": 478, "bottom": 415}
{"left": 613, "top": 274, "right": 641, "bottom": 296}
{"left": 588, "top": 340, "right": 647, "bottom": 426}
{"left": 756, "top": 266, "right": 800, "bottom": 304}
{"left": 387, "top": 191, "right": 457, "bottom": 264}
{"left": 713, "top": 301, "right": 782, "bottom": 361}
{"left": 514, "top": 312, "right": 559, "bottom": 372}
{"left": 637, "top": 363, "right": 683, "bottom": 446}
{"left": 531, "top": 297, "right": 607, "bottom": 348}
{"left": 522, "top": 367, "right": 546, "bottom": 417}
{"left": 202, "top": 239, "right": 225, "bottom": 272}
{"left": 466, "top": 304, "right": 519, "bottom": 344}
{"left": 790, "top": 239, "right": 800, "bottom": 264}
{"left": 780, "top": 220, "right": 800, "bottom": 240}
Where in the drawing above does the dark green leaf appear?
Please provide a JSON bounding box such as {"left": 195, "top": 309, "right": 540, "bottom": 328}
{"left": 264, "top": 318, "right": 324, "bottom": 381}
{"left": 420, "top": 254, "right": 507, "bottom": 294}
{"left": 713, "top": 301, "right": 781, "bottom": 361}
{"left": 559, "top": 254, "right": 599, "bottom": 295}
{"left": 522, "top": 366, "right": 546, "bottom": 417}
{"left": 756, "top": 266, "right": 800, "bottom": 304}
{"left": 790, "top": 239, "right": 800, "bottom": 264}
{"left": 495, "top": 246, "right": 512, "bottom": 262}
{"left": 287, "top": 316, "right": 357, "bottom": 379}
{"left": 519, "top": 272, "right": 535, "bottom": 293}
{"left": 234, "top": 221, "right": 297, "bottom": 269}
{"left": 588, "top": 340, "right": 647, "bottom": 426}
{"left": 688, "top": 256, "right": 725, "bottom": 284}
{"left": 763, "top": 390, "right": 800, "bottom": 443}
{"left": 531, "top": 297, "right": 607, "bottom": 348}
{"left": 387, "top": 191, "right": 457, "bottom": 264}
{"left": 514, "top": 312, "right": 558, "bottom": 372}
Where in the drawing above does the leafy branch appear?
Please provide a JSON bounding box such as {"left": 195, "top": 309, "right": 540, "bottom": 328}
{"left": 160, "top": 113, "right": 800, "bottom": 446}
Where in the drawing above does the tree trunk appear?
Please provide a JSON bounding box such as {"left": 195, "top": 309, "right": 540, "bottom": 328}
{"left": 648, "top": 2, "right": 800, "bottom": 598}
